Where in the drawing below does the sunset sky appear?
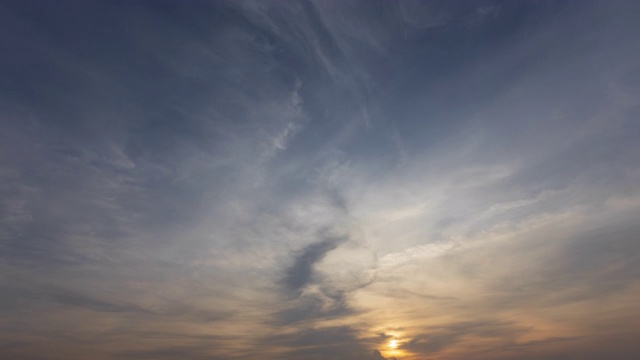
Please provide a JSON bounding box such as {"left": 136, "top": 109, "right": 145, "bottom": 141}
{"left": 1, "top": 1, "right": 640, "bottom": 359}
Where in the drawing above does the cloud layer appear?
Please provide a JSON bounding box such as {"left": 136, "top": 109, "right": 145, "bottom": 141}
{"left": 1, "top": 1, "right": 640, "bottom": 359}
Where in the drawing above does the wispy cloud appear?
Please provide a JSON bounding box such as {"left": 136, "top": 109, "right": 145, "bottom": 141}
{"left": 1, "top": 0, "right": 640, "bottom": 359}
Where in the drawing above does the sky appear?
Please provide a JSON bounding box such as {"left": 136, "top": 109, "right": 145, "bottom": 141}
{"left": 1, "top": 1, "right": 640, "bottom": 359}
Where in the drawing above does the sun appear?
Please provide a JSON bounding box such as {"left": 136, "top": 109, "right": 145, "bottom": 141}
{"left": 389, "top": 339, "right": 399, "bottom": 349}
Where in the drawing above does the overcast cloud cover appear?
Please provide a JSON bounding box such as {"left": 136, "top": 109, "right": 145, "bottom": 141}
{"left": 1, "top": 1, "right": 640, "bottom": 359}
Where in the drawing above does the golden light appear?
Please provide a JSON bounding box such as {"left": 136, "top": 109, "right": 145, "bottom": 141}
{"left": 389, "top": 339, "right": 398, "bottom": 349}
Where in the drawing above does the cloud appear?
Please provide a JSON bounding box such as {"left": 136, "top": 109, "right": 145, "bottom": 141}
{"left": 50, "top": 291, "right": 149, "bottom": 314}
{"left": 371, "top": 349, "right": 386, "bottom": 360}
{"left": 262, "top": 326, "right": 372, "bottom": 360}
{"left": 370, "top": 349, "right": 398, "bottom": 360}
{"left": 283, "top": 234, "right": 347, "bottom": 294}
{"left": 275, "top": 229, "right": 353, "bottom": 325}
{"left": 402, "top": 320, "right": 529, "bottom": 354}
{"left": 398, "top": 0, "right": 502, "bottom": 29}
{"left": 2, "top": 1, "right": 640, "bottom": 359}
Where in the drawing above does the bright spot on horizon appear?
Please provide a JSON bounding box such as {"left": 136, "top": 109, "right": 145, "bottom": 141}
{"left": 389, "top": 339, "right": 399, "bottom": 349}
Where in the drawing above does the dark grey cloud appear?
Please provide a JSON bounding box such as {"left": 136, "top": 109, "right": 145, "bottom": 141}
{"left": 274, "top": 229, "right": 355, "bottom": 325}
{"left": 371, "top": 349, "right": 386, "bottom": 359}
{"left": 403, "top": 320, "right": 529, "bottom": 354}
{"left": 0, "top": 277, "right": 146, "bottom": 316}
{"left": 262, "top": 326, "right": 373, "bottom": 360}
{"left": 283, "top": 234, "right": 347, "bottom": 294}
{"left": 50, "top": 291, "right": 149, "bottom": 314}
{"left": 274, "top": 288, "right": 356, "bottom": 326}
{"left": 502, "top": 336, "right": 585, "bottom": 352}
{"left": 371, "top": 349, "right": 397, "bottom": 360}
{"left": 113, "top": 346, "right": 221, "bottom": 360}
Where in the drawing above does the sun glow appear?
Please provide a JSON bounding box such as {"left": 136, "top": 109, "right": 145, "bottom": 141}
{"left": 389, "top": 339, "right": 398, "bottom": 349}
